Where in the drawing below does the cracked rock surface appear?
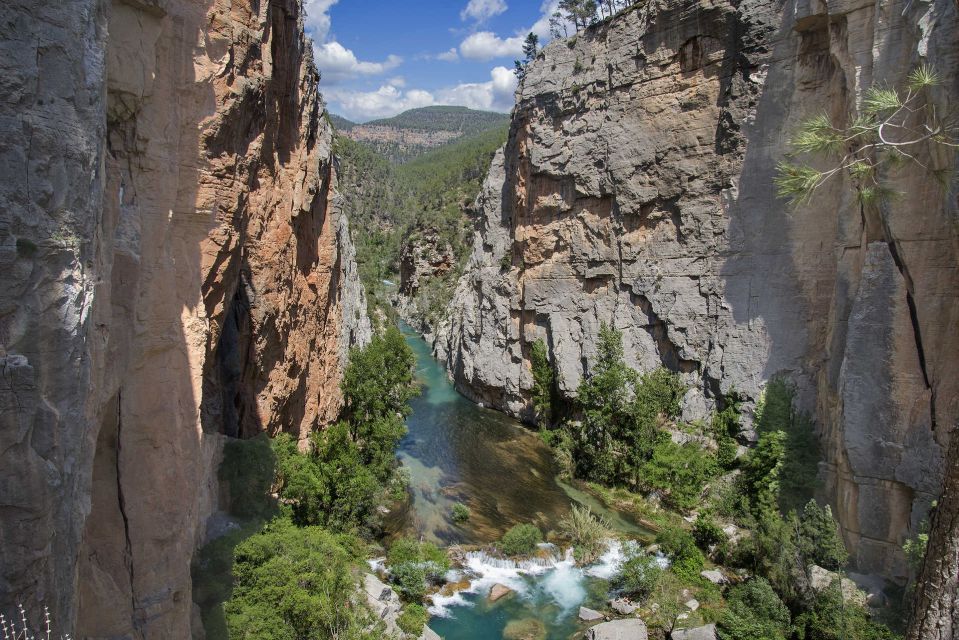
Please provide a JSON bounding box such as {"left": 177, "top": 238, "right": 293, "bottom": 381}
{"left": 434, "top": 0, "right": 959, "bottom": 581}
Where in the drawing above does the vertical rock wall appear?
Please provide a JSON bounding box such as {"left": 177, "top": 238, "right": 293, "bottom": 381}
{"left": 435, "top": 0, "right": 958, "bottom": 581}
{"left": 0, "top": 0, "right": 370, "bottom": 637}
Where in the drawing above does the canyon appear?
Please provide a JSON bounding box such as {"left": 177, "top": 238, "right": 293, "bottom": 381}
{"left": 1, "top": 0, "right": 369, "bottom": 637}
{"left": 434, "top": 0, "right": 959, "bottom": 585}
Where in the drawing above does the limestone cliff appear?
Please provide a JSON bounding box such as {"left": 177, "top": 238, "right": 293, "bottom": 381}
{"left": 0, "top": 0, "right": 370, "bottom": 637}
{"left": 435, "top": 0, "right": 958, "bottom": 581}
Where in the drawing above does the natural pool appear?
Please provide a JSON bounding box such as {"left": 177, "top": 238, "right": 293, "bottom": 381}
{"left": 387, "top": 323, "right": 654, "bottom": 639}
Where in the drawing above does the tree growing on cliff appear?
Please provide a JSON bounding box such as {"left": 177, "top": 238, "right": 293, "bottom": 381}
{"left": 529, "top": 339, "right": 555, "bottom": 426}
{"left": 775, "top": 65, "right": 956, "bottom": 207}
{"left": 513, "top": 32, "right": 539, "bottom": 78}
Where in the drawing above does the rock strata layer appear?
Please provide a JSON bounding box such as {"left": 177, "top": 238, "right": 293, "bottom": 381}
{"left": 0, "top": 0, "right": 370, "bottom": 636}
{"left": 434, "top": 0, "right": 959, "bottom": 580}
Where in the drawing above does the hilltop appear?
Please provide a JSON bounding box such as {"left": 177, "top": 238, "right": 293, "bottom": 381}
{"left": 330, "top": 106, "right": 510, "bottom": 162}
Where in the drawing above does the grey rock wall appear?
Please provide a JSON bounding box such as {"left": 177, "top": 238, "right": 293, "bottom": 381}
{"left": 435, "top": 0, "right": 959, "bottom": 580}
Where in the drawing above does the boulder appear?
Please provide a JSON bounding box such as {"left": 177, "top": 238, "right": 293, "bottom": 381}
{"left": 699, "top": 569, "right": 727, "bottom": 585}
{"left": 671, "top": 624, "right": 717, "bottom": 640}
{"left": 489, "top": 583, "right": 514, "bottom": 602}
{"left": 585, "top": 618, "right": 649, "bottom": 640}
{"left": 808, "top": 565, "right": 868, "bottom": 607}
{"left": 579, "top": 606, "right": 605, "bottom": 621}
{"left": 684, "top": 598, "right": 700, "bottom": 611}
{"left": 420, "top": 626, "right": 442, "bottom": 640}
{"left": 609, "top": 598, "right": 638, "bottom": 615}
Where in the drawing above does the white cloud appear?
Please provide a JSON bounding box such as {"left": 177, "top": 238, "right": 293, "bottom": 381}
{"left": 327, "top": 66, "right": 517, "bottom": 121}
{"left": 325, "top": 85, "right": 437, "bottom": 121}
{"left": 314, "top": 42, "right": 402, "bottom": 84}
{"left": 436, "top": 48, "right": 460, "bottom": 62}
{"left": 458, "top": 1, "right": 569, "bottom": 61}
{"left": 304, "top": 0, "right": 339, "bottom": 42}
{"left": 460, "top": 0, "right": 508, "bottom": 22}
{"left": 460, "top": 31, "right": 524, "bottom": 61}
{"left": 438, "top": 66, "right": 518, "bottom": 112}
{"left": 387, "top": 76, "right": 406, "bottom": 88}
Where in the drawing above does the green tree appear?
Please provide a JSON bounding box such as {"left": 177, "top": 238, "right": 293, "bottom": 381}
{"left": 641, "top": 436, "right": 718, "bottom": 512}
{"left": 498, "top": 524, "right": 544, "bottom": 556}
{"left": 611, "top": 553, "right": 662, "bottom": 601}
{"left": 775, "top": 65, "right": 955, "bottom": 207}
{"left": 794, "top": 579, "right": 899, "bottom": 640}
{"left": 717, "top": 578, "right": 791, "bottom": 640}
{"left": 798, "top": 500, "right": 848, "bottom": 570}
{"left": 529, "top": 339, "right": 555, "bottom": 426}
{"left": 740, "top": 430, "right": 786, "bottom": 518}
{"left": 225, "top": 519, "right": 378, "bottom": 640}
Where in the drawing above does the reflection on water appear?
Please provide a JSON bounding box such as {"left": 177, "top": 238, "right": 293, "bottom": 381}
{"left": 388, "top": 323, "right": 574, "bottom": 544}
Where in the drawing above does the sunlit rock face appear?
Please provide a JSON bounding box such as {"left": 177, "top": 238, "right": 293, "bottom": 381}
{"left": 435, "top": 0, "right": 959, "bottom": 581}
{"left": 0, "top": 0, "right": 369, "bottom": 636}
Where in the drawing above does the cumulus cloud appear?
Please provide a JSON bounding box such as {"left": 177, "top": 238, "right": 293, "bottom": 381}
{"left": 436, "top": 48, "right": 460, "bottom": 62}
{"left": 314, "top": 42, "right": 402, "bottom": 84}
{"left": 460, "top": 0, "right": 508, "bottom": 22}
{"left": 328, "top": 66, "right": 517, "bottom": 121}
{"left": 437, "top": 66, "right": 518, "bottom": 112}
{"left": 460, "top": 31, "right": 524, "bottom": 61}
{"left": 458, "top": 1, "right": 571, "bottom": 61}
{"left": 304, "top": 0, "right": 339, "bottom": 42}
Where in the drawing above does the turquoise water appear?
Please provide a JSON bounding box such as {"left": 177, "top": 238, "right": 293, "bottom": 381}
{"left": 391, "top": 324, "right": 653, "bottom": 639}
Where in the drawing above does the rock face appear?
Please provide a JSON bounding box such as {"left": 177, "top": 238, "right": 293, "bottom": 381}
{"left": 399, "top": 231, "right": 456, "bottom": 299}
{"left": 585, "top": 618, "right": 648, "bottom": 640}
{"left": 0, "top": 0, "right": 370, "bottom": 636}
{"left": 434, "top": 0, "right": 959, "bottom": 581}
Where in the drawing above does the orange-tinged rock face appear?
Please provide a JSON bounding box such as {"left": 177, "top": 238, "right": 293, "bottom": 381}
{"left": 0, "top": 0, "right": 369, "bottom": 635}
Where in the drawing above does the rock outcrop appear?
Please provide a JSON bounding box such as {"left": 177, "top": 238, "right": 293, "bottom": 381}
{"left": 0, "top": 0, "right": 370, "bottom": 636}
{"left": 434, "top": 0, "right": 958, "bottom": 581}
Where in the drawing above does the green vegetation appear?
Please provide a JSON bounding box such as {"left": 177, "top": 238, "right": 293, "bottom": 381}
{"left": 529, "top": 339, "right": 555, "bottom": 426}
{"left": 397, "top": 604, "right": 429, "bottom": 635}
{"left": 386, "top": 537, "right": 451, "bottom": 602}
{"left": 559, "top": 503, "right": 610, "bottom": 563}
{"left": 335, "top": 118, "right": 509, "bottom": 327}
{"left": 692, "top": 512, "right": 728, "bottom": 550}
{"left": 656, "top": 526, "right": 705, "bottom": 583}
{"left": 641, "top": 437, "right": 717, "bottom": 511}
{"left": 775, "top": 65, "right": 955, "bottom": 207}
{"left": 718, "top": 578, "right": 791, "bottom": 640}
{"left": 611, "top": 553, "right": 663, "bottom": 601}
{"left": 451, "top": 502, "right": 471, "bottom": 523}
{"left": 793, "top": 580, "right": 900, "bottom": 640}
{"left": 498, "top": 524, "right": 544, "bottom": 556}
{"left": 363, "top": 106, "right": 509, "bottom": 137}
{"left": 225, "top": 519, "right": 378, "bottom": 640}
{"left": 194, "top": 327, "right": 419, "bottom": 640}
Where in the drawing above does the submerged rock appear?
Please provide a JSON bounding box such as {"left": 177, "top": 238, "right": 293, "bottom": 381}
{"left": 503, "top": 618, "right": 547, "bottom": 640}
{"left": 585, "top": 618, "right": 649, "bottom": 640}
{"left": 489, "top": 583, "right": 514, "bottom": 602}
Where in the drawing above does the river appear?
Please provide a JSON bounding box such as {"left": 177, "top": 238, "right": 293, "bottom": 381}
{"left": 388, "top": 323, "right": 653, "bottom": 640}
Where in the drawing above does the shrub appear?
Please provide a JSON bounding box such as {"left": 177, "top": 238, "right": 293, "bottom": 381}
{"left": 793, "top": 579, "right": 899, "bottom": 640}
{"left": 656, "top": 526, "right": 704, "bottom": 582}
{"left": 635, "top": 367, "right": 685, "bottom": 419}
{"left": 397, "top": 603, "right": 429, "bottom": 635}
{"left": 611, "top": 553, "right": 662, "bottom": 601}
{"left": 797, "top": 500, "right": 848, "bottom": 570}
{"left": 498, "top": 524, "right": 543, "bottom": 556}
{"left": 711, "top": 398, "right": 741, "bottom": 470}
{"left": 692, "top": 513, "right": 728, "bottom": 550}
{"left": 224, "top": 518, "right": 378, "bottom": 640}
{"left": 529, "top": 339, "right": 555, "bottom": 426}
{"left": 387, "top": 537, "right": 450, "bottom": 602}
{"left": 559, "top": 503, "right": 610, "bottom": 563}
{"left": 641, "top": 438, "right": 718, "bottom": 512}
{"left": 451, "top": 503, "right": 471, "bottom": 523}
{"left": 717, "top": 578, "right": 791, "bottom": 640}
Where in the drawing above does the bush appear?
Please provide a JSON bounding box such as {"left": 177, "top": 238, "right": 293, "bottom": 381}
{"left": 451, "top": 503, "right": 471, "bottom": 523}
{"left": 717, "top": 578, "right": 791, "bottom": 640}
{"left": 224, "top": 518, "right": 378, "bottom": 640}
{"left": 635, "top": 367, "right": 685, "bottom": 419}
{"left": 655, "top": 526, "right": 704, "bottom": 582}
{"left": 498, "top": 524, "right": 544, "bottom": 556}
{"left": 559, "top": 503, "right": 610, "bottom": 563}
{"left": 793, "top": 579, "right": 899, "bottom": 640}
{"left": 387, "top": 537, "right": 450, "bottom": 602}
{"left": 397, "top": 603, "right": 429, "bottom": 635}
{"left": 611, "top": 553, "right": 662, "bottom": 601}
{"left": 641, "top": 437, "right": 718, "bottom": 512}
{"left": 692, "top": 513, "right": 728, "bottom": 550}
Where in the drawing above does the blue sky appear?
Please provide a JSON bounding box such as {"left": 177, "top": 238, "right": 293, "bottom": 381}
{"left": 306, "top": 1, "right": 566, "bottom": 122}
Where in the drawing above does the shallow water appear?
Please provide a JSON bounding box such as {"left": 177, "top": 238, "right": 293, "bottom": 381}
{"left": 389, "top": 324, "right": 655, "bottom": 639}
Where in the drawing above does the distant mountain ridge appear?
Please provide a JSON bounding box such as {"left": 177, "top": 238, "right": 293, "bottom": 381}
{"left": 329, "top": 106, "right": 510, "bottom": 163}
